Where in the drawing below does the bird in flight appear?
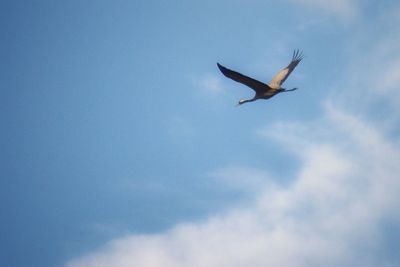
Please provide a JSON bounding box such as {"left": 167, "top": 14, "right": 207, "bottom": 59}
{"left": 217, "top": 49, "right": 303, "bottom": 105}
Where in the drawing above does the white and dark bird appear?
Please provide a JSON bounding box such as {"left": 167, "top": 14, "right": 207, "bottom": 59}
{"left": 217, "top": 49, "right": 303, "bottom": 105}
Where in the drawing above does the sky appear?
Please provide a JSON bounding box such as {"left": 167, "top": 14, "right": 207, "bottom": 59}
{"left": 2, "top": 0, "right": 400, "bottom": 266}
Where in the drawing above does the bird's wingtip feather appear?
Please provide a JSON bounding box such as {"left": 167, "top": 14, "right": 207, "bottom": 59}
{"left": 291, "top": 49, "right": 304, "bottom": 62}
{"left": 217, "top": 62, "right": 226, "bottom": 71}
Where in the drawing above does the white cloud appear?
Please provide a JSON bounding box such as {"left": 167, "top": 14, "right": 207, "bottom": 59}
{"left": 289, "top": 0, "right": 359, "bottom": 18}
{"left": 208, "top": 166, "right": 272, "bottom": 193}
{"left": 368, "top": 46, "right": 400, "bottom": 98}
{"left": 196, "top": 74, "right": 226, "bottom": 95}
{"left": 333, "top": 8, "right": 400, "bottom": 121}
{"left": 66, "top": 103, "right": 400, "bottom": 267}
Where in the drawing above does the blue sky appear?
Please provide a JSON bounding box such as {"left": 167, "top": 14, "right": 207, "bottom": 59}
{"left": 2, "top": 1, "right": 400, "bottom": 266}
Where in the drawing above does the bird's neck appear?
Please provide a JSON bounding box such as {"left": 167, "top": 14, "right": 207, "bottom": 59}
{"left": 239, "top": 98, "right": 257, "bottom": 105}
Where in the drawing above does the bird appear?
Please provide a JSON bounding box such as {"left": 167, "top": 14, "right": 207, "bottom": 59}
{"left": 217, "top": 49, "right": 303, "bottom": 105}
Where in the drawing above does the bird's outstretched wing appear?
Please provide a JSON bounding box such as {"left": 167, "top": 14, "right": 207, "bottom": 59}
{"left": 268, "top": 49, "right": 303, "bottom": 89}
{"left": 217, "top": 63, "right": 270, "bottom": 94}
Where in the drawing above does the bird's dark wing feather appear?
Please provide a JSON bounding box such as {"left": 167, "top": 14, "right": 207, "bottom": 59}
{"left": 217, "top": 63, "right": 270, "bottom": 94}
{"left": 268, "top": 49, "right": 303, "bottom": 89}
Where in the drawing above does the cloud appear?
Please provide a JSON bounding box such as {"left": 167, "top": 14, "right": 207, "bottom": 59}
{"left": 288, "top": 0, "right": 359, "bottom": 18}
{"left": 66, "top": 103, "right": 400, "bottom": 267}
{"left": 195, "top": 74, "right": 226, "bottom": 95}
{"left": 208, "top": 166, "right": 272, "bottom": 193}
{"left": 331, "top": 8, "right": 400, "bottom": 122}
{"left": 363, "top": 39, "right": 400, "bottom": 99}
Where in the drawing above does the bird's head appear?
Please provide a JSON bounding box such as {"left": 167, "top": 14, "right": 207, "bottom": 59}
{"left": 237, "top": 99, "right": 247, "bottom": 106}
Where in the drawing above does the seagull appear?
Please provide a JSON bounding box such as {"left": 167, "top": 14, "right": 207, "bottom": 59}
{"left": 217, "top": 49, "right": 303, "bottom": 105}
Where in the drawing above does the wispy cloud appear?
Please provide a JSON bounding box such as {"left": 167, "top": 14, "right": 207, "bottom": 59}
{"left": 364, "top": 41, "right": 400, "bottom": 99}
{"left": 66, "top": 103, "right": 400, "bottom": 267}
{"left": 289, "top": 0, "right": 359, "bottom": 18}
{"left": 194, "top": 74, "right": 226, "bottom": 95}
{"left": 334, "top": 8, "right": 400, "bottom": 121}
{"left": 208, "top": 166, "right": 273, "bottom": 195}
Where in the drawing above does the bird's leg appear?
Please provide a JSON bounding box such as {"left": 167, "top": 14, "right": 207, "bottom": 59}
{"left": 283, "top": 87, "right": 298, "bottom": 92}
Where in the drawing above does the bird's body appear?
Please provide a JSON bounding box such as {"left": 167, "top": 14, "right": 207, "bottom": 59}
{"left": 217, "top": 49, "right": 303, "bottom": 105}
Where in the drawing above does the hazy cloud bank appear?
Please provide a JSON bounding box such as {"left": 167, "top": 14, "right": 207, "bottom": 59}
{"left": 66, "top": 102, "right": 400, "bottom": 267}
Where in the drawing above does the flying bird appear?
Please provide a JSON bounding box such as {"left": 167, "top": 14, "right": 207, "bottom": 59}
{"left": 217, "top": 49, "right": 303, "bottom": 105}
